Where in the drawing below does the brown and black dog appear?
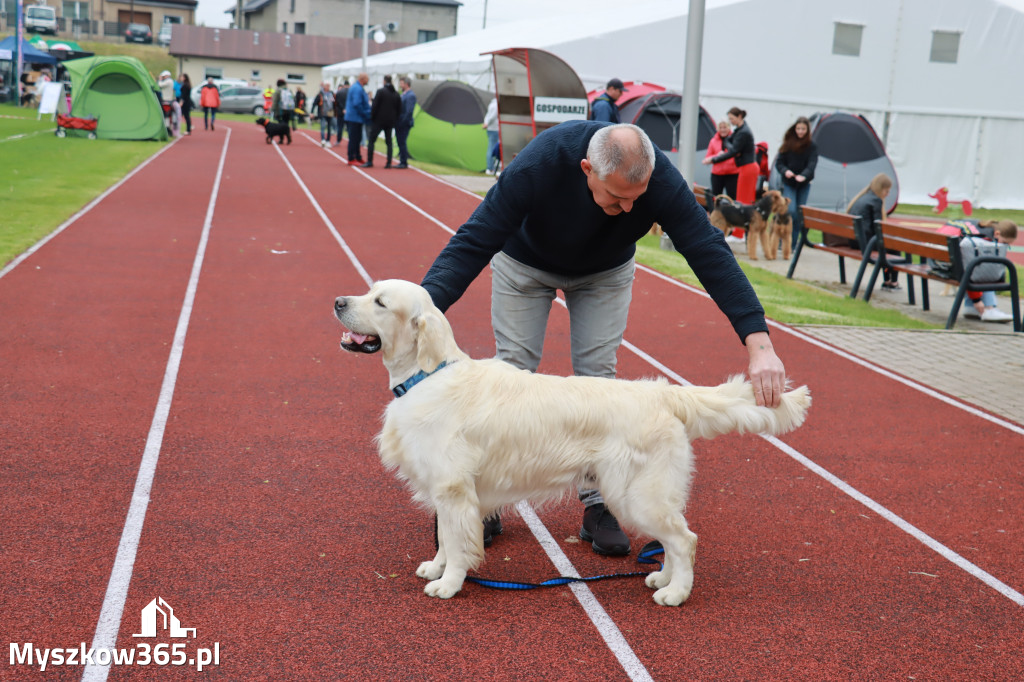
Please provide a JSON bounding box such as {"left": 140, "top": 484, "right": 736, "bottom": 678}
{"left": 766, "top": 209, "right": 794, "bottom": 261}
{"left": 710, "top": 190, "right": 790, "bottom": 260}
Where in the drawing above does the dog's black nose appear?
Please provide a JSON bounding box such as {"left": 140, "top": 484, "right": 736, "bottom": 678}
{"left": 334, "top": 297, "right": 347, "bottom": 312}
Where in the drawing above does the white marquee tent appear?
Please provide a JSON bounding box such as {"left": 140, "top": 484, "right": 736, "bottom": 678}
{"left": 325, "top": 0, "right": 1024, "bottom": 208}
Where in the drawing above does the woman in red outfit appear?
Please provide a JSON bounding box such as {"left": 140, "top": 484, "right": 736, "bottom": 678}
{"left": 703, "top": 107, "right": 757, "bottom": 239}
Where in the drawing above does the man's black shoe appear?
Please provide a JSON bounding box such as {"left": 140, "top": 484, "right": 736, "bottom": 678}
{"left": 579, "top": 503, "right": 630, "bottom": 555}
{"left": 395, "top": 163, "right": 409, "bottom": 169}
{"left": 483, "top": 514, "right": 503, "bottom": 547}
{"left": 359, "top": 162, "right": 373, "bottom": 168}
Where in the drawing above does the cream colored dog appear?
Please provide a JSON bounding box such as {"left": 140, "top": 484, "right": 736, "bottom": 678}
{"left": 334, "top": 279, "right": 811, "bottom": 606}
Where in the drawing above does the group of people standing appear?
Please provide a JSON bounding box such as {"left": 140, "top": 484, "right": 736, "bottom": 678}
{"left": 156, "top": 70, "right": 200, "bottom": 137}
{"left": 308, "top": 73, "right": 416, "bottom": 169}
{"left": 702, "top": 107, "right": 787, "bottom": 242}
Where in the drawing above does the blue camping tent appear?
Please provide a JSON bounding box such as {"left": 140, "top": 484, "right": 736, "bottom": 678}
{"left": 0, "top": 36, "right": 58, "bottom": 65}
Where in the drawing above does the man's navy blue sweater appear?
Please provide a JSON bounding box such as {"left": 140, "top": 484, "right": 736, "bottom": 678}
{"left": 421, "top": 120, "right": 768, "bottom": 343}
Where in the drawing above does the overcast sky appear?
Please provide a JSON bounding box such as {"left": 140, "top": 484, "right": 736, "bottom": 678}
{"left": 195, "top": 0, "right": 625, "bottom": 31}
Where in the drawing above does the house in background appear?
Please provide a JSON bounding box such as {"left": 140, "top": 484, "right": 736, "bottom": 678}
{"left": 233, "top": 0, "right": 459, "bottom": 44}
{"left": 98, "top": 0, "right": 196, "bottom": 33}
{"left": 169, "top": 24, "right": 409, "bottom": 90}
{"left": 3, "top": 0, "right": 198, "bottom": 39}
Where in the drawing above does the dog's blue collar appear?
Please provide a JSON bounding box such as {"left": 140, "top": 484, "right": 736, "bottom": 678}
{"left": 392, "top": 360, "right": 454, "bottom": 398}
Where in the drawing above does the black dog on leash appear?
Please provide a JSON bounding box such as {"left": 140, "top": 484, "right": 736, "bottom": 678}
{"left": 255, "top": 117, "right": 292, "bottom": 145}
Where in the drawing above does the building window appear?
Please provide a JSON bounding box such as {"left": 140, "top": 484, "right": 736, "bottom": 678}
{"left": 251, "top": 69, "right": 261, "bottom": 81}
{"left": 417, "top": 29, "right": 438, "bottom": 43}
{"left": 832, "top": 22, "right": 863, "bottom": 57}
{"left": 204, "top": 67, "right": 223, "bottom": 79}
{"left": 354, "top": 25, "right": 364, "bottom": 39}
{"left": 930, "top": 30, "right": 960, "bottom": 63}
{"left": 282, "top": 22, "right": 287, "bottom": 33}
{"left": 286, "top": 73, "right": 305, "bottom": 84}
{"left": 290, "top": 0, "right": 295, "bottom": 11}
{"left": 294, "top": 22, "right": 305, "bottom": 34}
{"left": 61, "top": 1, "right": 90, "bottom": 20}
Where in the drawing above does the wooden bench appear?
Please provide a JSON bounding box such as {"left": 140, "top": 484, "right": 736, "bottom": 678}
{"left": 786, "top": 206, "right": 882, "bottom": 298}
{"left": 861, "top": 221, "right": 1021, "bottom": 331}
{"left": 692, "top": 184, "right": 710, "bottom": 210}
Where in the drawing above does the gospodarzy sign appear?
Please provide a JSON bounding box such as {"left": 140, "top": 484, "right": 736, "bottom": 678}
{"left": 533, "top": 97, "right": 589, "bottom": 123}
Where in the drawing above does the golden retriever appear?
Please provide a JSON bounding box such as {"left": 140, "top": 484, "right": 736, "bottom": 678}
{"left": 333, "top": 279, "right": 810, "bottom": 606}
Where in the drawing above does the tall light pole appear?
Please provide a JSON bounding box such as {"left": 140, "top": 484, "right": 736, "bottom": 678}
{"left": 361, "top": 0, "right": 370, "bottom": 71}
{"left": 677, "top": 0, "right": 705, "bottom": 185}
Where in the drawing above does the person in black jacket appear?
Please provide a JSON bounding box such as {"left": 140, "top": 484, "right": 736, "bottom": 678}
{"left": 177, "top": 74, "right": 193, "bottom": 135}
{"left": 774, "top": 116, "right": 819, "bottom": 249}
{"left": 361, "top": 75, "right": 402, "bottom": 168}
{"left": 702, "top": 107, "right": 757, "bottom": 241}
{"left": 421, "top": 121, "right": 787, "bottom": 555}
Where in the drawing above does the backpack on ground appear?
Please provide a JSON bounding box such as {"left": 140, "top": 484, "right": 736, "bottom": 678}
{"left": 280, "top": 88, "right": 295, "bottom": 111}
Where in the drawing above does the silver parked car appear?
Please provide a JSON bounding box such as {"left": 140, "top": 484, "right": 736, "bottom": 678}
{"left": 217, "top": 87, "right": 266, "bottom": 115}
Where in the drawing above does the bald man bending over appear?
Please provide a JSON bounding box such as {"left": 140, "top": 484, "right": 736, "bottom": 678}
{"left": 421, "top": 121, "right": 786, "bottom": 556}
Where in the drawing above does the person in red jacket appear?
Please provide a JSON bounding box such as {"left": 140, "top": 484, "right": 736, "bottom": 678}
{"left": 199, "top": 77, "right": 221, "bottom": 131}
{"left": 704, "top": 120, "right": 739, "bottom": 199}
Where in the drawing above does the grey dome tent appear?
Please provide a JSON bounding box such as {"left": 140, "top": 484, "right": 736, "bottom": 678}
{"left": 771, "top": 111, "right": 899, "bottom": 213}
{"left": 406, "top": 79, "right": 491, "bottom": 171}
{"left": 616, "top": 92, "right": 717, "bottom": 188}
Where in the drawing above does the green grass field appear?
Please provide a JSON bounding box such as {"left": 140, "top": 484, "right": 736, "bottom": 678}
{"left": 2, "top": 103, "right": 1018, "bottom": 328}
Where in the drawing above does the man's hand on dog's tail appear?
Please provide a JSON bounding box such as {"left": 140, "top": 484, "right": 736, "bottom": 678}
{"left": 744, "top": 331, "right": 785, "bottom": 408}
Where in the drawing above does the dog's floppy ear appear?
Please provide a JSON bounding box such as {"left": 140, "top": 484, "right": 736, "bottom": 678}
{"left": 412, "top": 309, "right": 449, "bottom": 373}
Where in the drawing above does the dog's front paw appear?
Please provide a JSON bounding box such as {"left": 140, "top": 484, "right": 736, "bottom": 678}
{"left": 416, "top": 560, "right": 444, "bottom": 580}
{"left": 424, "top": 578, "right": 462, "bottom": 599}
{"left": 645, "top": 571, "right": 670, "bottom": 589}
{"left": 653, "top": 585, "right": 691, "bottom": 607}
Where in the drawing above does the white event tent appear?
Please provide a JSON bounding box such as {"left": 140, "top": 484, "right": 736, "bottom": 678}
{"left": 325, "top": 0, "right": 1024, "bottom": 208}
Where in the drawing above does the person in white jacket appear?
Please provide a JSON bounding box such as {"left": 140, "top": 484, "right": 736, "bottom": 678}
{"left": 482, "top": 97, "right": 500, "bottom": 175}
{"left": 157, "top": 70, "right": 181, "bottom": 137}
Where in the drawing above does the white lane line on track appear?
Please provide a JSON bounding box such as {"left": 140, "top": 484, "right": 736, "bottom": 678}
{"left": 275, "top": 135, "right": 374, "bottom": 286}
{"left": 516, "top": 502, "right": 654, "bottom": 682}
{"left": 0, "top": 138, "right": 181, "bottom": 281}
{"left": 289, "top": 137, "right": 656, "bottom": 681}
{"left": 335, "top": 164, "right": 1024, "bottom": 609}
{"left": 81, "top": 130, "right": 232, "bottom": 682}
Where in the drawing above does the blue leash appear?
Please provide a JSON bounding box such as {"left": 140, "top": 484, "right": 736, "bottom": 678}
{"left": 431, "top": 515, "right": 665, "bottom": 590}
{"left": 464, "top": 540, "right": 665, "bottom": 591}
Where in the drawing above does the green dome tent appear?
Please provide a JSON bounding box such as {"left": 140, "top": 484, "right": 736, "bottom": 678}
{"left": 407, "top": 79, "right": 490, "bottom": 171}
{"left": 62, "top": 56, "right": 168, "bottom": 141}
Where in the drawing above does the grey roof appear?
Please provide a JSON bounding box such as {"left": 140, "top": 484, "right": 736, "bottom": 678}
{"left": 240, "top": 0, "right": 459, "bottom": 12}
{"left": 169, "top": 24, "right": 410, "bottom": 66}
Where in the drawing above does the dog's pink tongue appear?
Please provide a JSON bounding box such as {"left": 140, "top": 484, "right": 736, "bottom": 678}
{"left": 348, "top": 332, "right": 368, "bottom": 344}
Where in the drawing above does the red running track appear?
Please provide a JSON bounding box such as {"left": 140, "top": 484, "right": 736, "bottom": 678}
{"left": 1, "top": 124, "right": 1022, "bottom": 681}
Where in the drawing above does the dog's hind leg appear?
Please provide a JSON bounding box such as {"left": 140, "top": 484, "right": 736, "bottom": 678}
{"left": 416, "top": 520, "right": 447, "bottom": 581}
{"left": 643, "top": 514, "right": 698, "bottom": 606}
{"left": 420, "top": 479, "right": 483, "bottom": 599}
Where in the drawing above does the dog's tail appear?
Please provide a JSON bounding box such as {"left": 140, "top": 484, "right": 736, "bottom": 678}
{"left": 666, "top": 376, "right": 810, "bottom": 440}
